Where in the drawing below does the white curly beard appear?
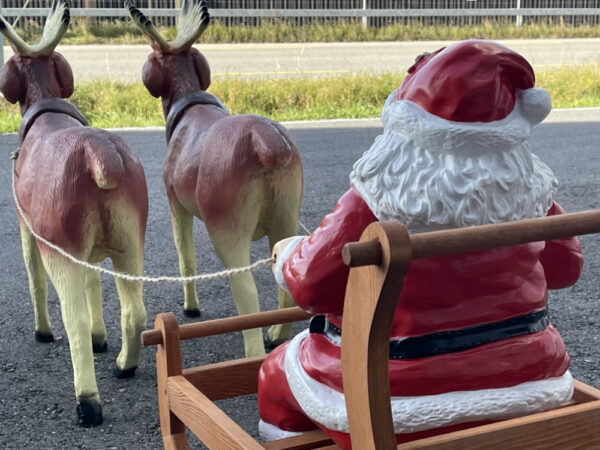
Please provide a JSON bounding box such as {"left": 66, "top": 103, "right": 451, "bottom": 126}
{"left": 349, "top": 91, "right": 558, "bottom": 233}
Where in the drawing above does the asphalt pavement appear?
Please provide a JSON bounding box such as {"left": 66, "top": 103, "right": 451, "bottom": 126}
{"left": 1, "top": 109, "right": 600, "bottom": 448}
{"left": 4, "top": 38, "right": 600, "bottom": 82}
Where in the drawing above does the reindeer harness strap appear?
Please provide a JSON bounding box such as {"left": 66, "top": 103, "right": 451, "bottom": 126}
{"left": 19, "top": 98, "right": 88, "bottom": 143}
{"left": 165, "top": 90, "right": 229, "bottom": 143}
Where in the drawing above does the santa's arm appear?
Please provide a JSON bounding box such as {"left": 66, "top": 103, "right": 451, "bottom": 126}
{"left": 273, "top": 188, "right": 378, "bottom": 314}
{"left": 540, "top": 202, "right": 584, "bottom": 289}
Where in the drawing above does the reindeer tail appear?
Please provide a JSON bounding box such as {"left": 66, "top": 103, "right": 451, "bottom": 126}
{"left": 84, "top": 135, "right": 126, "bottom": 190}
{"left": 251, "top": 118, "right": 298, "bottom": 169}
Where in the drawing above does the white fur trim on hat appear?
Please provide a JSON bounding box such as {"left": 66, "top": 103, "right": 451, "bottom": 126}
{"left": 284, "top": 330, "right": 573, "bottom": 434}
{"left": 381, "top": 88, "right": 550, "bottom": 156}
{"left": 349, "top": 89, "right": 557, "bottom": 232}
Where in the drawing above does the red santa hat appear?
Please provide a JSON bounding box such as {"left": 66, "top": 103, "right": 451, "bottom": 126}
{"left": 397, "top": 40, "right": 550, "bottom": 125}
{"left": 350, "top": 40, "right": 558, "bottom": 231}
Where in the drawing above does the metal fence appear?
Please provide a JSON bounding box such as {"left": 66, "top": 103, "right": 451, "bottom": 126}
{"left": 1, "top": 0, "right": 600, "bottom": 29}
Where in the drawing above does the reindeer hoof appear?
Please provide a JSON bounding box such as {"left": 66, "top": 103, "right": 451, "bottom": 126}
{"left": 113, "top": 366, "right": 137, "bottom": 379}
{"left": 35, "top": 331, "right": 54, "bottom": 343}
{"left": 92, "top": 341, "right": 107, "bottom": 353}
{"left": 184, "top": 308, "right": 201, "bottom": 318}
{"left": 264, "top": 337, "right": 284, "bottom": 352}
{"left": 76, "top": 400, "right": 103, "bottom": 427}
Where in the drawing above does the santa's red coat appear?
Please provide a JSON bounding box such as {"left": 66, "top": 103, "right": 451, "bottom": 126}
{"left": 258, "top": 187, "right": 583, "bottom": 446}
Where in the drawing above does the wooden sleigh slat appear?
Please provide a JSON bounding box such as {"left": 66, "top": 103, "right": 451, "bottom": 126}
{"left": 142, "top": 212, "right": 600, "bottom": 449}
{"left": 168, "top": 375, "right": 263, "bottom": 450}
{"left": 262, "top": 430, "right": 335, "bottom": 450}
{"left": 182, "top": 356, "right": 266, "bottom": 401}
{"left": 398, "top": 397, "right": 600, "bottom": 449}
{"left": 572, "top": 379, "right": 600, "bottom": 403}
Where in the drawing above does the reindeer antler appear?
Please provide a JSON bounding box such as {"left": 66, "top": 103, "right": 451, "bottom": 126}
{"left": 0, "top": 0, "right": 70, "bottom": 57}
{"left": 125, "top": 0, "right": 209, "bottom": 53}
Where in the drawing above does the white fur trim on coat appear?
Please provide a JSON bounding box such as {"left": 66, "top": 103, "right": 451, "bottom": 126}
{"left": 284, "top": 330, "right": 573, "bottom": 434}
{"left": 259, "top": 419, "right": 306, "bottom": 441}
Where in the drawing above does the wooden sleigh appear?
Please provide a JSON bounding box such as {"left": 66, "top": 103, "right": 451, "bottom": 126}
{"left": 141, "top": 210, "right": 600, "bottom": 449}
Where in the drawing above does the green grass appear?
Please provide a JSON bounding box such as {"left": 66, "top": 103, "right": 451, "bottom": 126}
{"left": 70, "top": 82, "right": 164, "bottom": 127}
{"left": 537, "top": 64, "right": 600, "bottom": 109}
{"left": 13, "top": 18, "right": 600, "bottom": 45}
{"left": 0, "top": 65, "right": 598, "bottom": 133}
{"left": 210, "top": 72, "right": 403, "bottom": 122}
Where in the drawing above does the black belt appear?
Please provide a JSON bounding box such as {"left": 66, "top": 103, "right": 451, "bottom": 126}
{"left": 309, "top": 308, "right": 549, "bottom": 359}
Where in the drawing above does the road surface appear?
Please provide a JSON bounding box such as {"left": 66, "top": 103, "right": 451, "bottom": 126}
{"left": 4, "top": 38, "right": 600, "bottom": 82}
{"left": 1, "top": 109, "right": 600, "bottom": 448}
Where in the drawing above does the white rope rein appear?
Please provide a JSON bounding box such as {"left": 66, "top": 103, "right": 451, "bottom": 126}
{"left": 298, "top": 220, "right": 311, "bottom": 235}
{"left": 10, "top": 152, "right": 274, "bottom": 283}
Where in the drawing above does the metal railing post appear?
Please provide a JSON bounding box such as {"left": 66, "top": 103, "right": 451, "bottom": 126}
{"left": 362, "top": 0, "right": 367, "bottom": 28}
{"left": 0, "top": 0, "right": 4, "bottom": 67}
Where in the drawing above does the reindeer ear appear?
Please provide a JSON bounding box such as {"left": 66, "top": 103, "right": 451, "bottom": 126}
{"left": 191, "top": 49, "right": 211, "bottom": 91}
{"left": 51, "top": 52, "right": 74, "bottom": 98}
{"left": 0, "top": 58, "right": 24, "bottom": 104}
{"left": 142, "top": 54, "right": 164, "bottom": 98}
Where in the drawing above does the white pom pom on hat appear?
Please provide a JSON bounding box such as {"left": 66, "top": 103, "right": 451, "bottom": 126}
{"left": 518, "top": 87, "right": 552, "bottom": 125}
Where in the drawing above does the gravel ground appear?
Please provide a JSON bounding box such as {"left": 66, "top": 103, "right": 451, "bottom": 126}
{"left": 1, "top": 114, "right": 600, "bottom": 449}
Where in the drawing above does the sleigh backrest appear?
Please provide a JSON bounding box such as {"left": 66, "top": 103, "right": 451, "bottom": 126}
{"left": 340, "top": 210, "right": 600, "bottom": 449}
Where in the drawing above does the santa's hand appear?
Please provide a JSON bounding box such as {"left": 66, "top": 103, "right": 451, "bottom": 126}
{"left": 271, "top": 236, "right": 304, "bottom": 295}
{"left": 272, "top": 237, "right": 301, "bottom": 273}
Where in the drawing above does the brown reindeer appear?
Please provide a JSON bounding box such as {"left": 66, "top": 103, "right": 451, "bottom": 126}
{"left": 0, "top": 0, "right": 148, "bottom": 427}
{"left": 126, "top": 0, "right": 303, "bottom": 357}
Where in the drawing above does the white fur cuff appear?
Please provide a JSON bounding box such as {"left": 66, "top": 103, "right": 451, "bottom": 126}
{"left": 273, "top": 236, "right": 304, "bottom": 294}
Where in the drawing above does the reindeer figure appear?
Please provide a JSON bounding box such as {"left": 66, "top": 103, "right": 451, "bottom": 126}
{"left": 126, "top": 0, "right": 302, "bottom": 357}
{"left": 0, "top": 0, "right": 148, "bottom": 427}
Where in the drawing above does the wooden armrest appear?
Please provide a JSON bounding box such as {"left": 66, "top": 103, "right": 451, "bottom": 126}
{"left": 343, "top": 210, "right": 600, "bottom": 265}
{"left": 142, "top": 306, "right": 310, "bottom": 347}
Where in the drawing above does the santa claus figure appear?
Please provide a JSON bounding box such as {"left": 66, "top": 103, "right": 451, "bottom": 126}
{"left": 257, "top": 40, "right": 583, "bottom": 448}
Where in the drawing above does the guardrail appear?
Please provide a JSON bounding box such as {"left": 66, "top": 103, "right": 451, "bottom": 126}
{"left": 0, "top": 7, "right": 599, "bottom": 65}
{"left": 0, "top": 7, "right": 599, "bottom": 17}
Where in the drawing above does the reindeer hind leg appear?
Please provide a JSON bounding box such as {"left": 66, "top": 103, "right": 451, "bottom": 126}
{"left": 111, "top": 227, "right": 147, "bottom": 379}
{"left": 84, "top": 268, "right": 107, "bottom": 352}
{"left": 265, "top": 177, "right": 303, "bottom": 347}
{"left": 170, "top": 200, "right": 200, "bottom": 317}
{"left": 19, "top": 221, "right": 53, "bottom": 342}
{"left": 265, "top": 217, "right": 301, "bottom": 347}
{"left": 42, "top": 252, "right": 102, "bottom": 427}
{"left": 209, "top": 226, "right": 266, "bottom": 357}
